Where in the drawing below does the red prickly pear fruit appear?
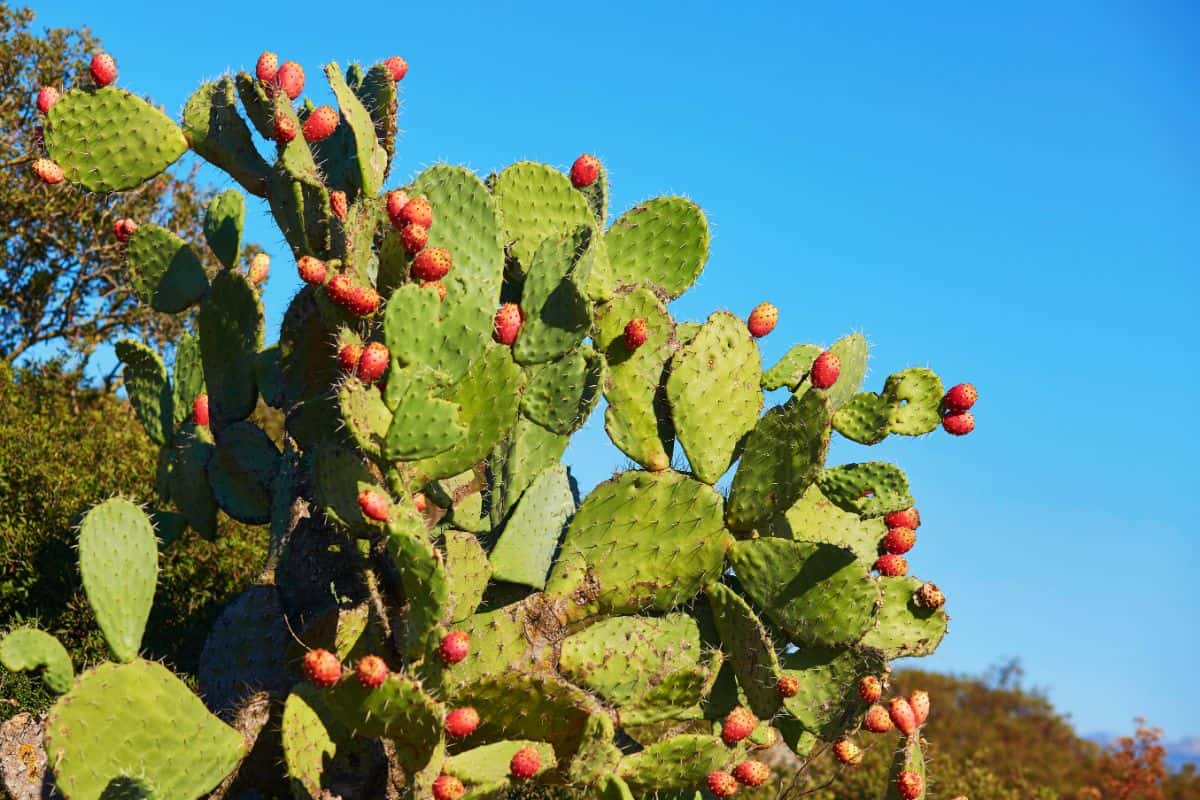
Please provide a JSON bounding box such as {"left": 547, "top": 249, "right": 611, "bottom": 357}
{"left": 863, "top": 704, "right": 893, "bottom": 733}
{"left": 400, "top": 196, "right": 433, "bottom": 228}
{"left": 412, "top": 247, "right": 452, "bottom": 281}
{"left": 385, "top": 190, "right": 410, "bottom": 224}
{"left": 439, "top": 631, "right": 470, "bottom": 665}
{"left": 384, "top": 56, "right": 409, "bottom": 81}
{"left": 915, "top": 582, "right": 945, "bottom": 610}
{"left": 746, "top": 302, "right": 778, "bottom": 338}
{"left": 337, "top": 343, "right": 363, "bottom": 374}
{"left": 721, "top": 707, "right": 757, "bottom": 745}
{"left": 356, "top": 342, "right": 389, "bottom": 384}
{"left": 297, "top": 255, "right": 328, "bottom": 285}
{"left": 421, "top": 281, "right": 447, "bottom": 301}
{"left": 909, "top": 690, "right": 930, "bottom": 727}
{"left": 882, "top": 526, "right": 916, "bottom": 555}
{"left": 509, "top": 746, "right": 540, "bottom": 779}
{"left": 413, "top": 492, "right": 428, "bottom": 513}
{"left": 570, "top": 154, "right": 601, "bottom": 188}
{"left": 732, "top": 761, "right": 770, "bottom": 787}
{"left": 273, "top": 111, "right": 297, "bottom": 144}
{"left": 326, "top": 273, "right": 355, "bottom": 306}
{"left": 888, "top": 696, "right": 918, "bottom": 736}
{"left": 256, "top": 51, "right": 279, "bottom": 83}
{"left": 32, "top": 158, "right": 64, "bottom": 184}
{"left": 36, "top": 86, "right": 59, "bottom": 114}
{"left": 349, "top": 284, "right": 382, "bottom": 317}
{"left": 90, "top": 52, "right": 117, "bottom": 87}
{"left": 874, "top": 554, "right": 908, "bottom": 577}
{"left": 275, "top": 61, "right": 304, "bottom": 100}
{"left": 302, "top": 648, "right": 341, "bottom": 688}
{"left": 358, "top": 489, "right": 391, "bottom": 522}
{"left": 400, "top": 222, "right": 428, "bottom": 254}
{"left": 942, "top": 411, "right": 975, "bottom": 436}
{"left": 302, "top": 106, "right": 339, "bottom": 143}
{"left": 706, "top": 770, "right": 739, "bottom": 798}
{"left": 810, "top": 350, "right": 841, "bottom": 389}
{"left": 832, "top": 738, "right": 863, "bottom": 765}
{"left": 896, "top": 771, "right": 923, "bottom": 800}
{"left": 493, "top": 303, "right": 523, "bottom": 346}
{"left": 885, "top": 507, "right": 921, "bottom": 530}
{"left": 193, "top": 393, "right": 210, "bottom": 426}
{"left": 943, "top": 382, "right": 977, "bottom": 412}
{"left": 623, "top": 318, "right": 648, "bottom": 350}
{"left": 775, "top": 675, "right": 800, "bottom": 698}
{"left": 248, "top": 253, "right": 270, "bottom": 286}
{"left": 858, "top": 675, "right": 883, "bottom": 703}
{"left": 330, "top": 190, "right": 348, "bottom": 220}
{"left": 355, "top": 655, "right": 388, "bottom": 688}
{"left": 432, "top": 775, "right": 465, "bottom": 800}
{"left": 444, "top": 706, "right": 480, "bottom": 738}
{"left": 112, "top": 219, "right": 138, "bottom": 243}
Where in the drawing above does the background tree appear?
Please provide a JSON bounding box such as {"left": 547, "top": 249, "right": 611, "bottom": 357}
{"left": 0, "top": 3, "right": 224, "bottom": 372}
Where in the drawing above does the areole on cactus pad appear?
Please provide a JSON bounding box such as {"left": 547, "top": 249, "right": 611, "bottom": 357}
{"left": 4, "top": 45, "right": 980, "bottom": 800}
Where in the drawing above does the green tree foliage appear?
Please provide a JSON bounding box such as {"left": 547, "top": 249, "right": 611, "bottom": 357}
{"left": 0, "top": 3, "right": 226, "bottom": 369}
{"left": 0, "top": 360, "right": 266, "bottom": 719}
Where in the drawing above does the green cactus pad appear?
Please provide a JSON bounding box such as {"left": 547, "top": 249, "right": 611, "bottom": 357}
{"left": 884, "top": 734, "right": 927, "bottom": 800}
{"left": 324, "top": 672, "right": 444, "bottom": 773}
{"left": 125, "top": 224, "right": 209, "bottom": 314}
{"left": 44, "top": 659, "right": 246, "bottom": 800}
{"left": 352, "top": 64, "right": 399, "bottom": 168}
{"left": 412, "top": 345, "right": 523, "bottom": 482}
{"left": 520, "top": 346, "right": 605, "bottom": 435}
{"left": 383, "top": 367, "right": 466, "bottom": 461}
{"left": 445, "top": 741, "right": 557, "bottom": 785}
{"left": 729, "top": 538, "right": 879, "bottom": 648}
{"left": 279, "top": 287, "right": 339, "bottom": 407}
{"left": 387, "top": 515, "right": 450, "bottom": 652}
{"left": 489, "top": 465, "right": 573, "bottom": 589}
{"left": 762, "top": 344, "right": 822, "bottom": 391}
{"left": 115, "top": 339, "right": 172, "bottom": 447}
{"left": 594, "top": 286, "right": 676, "bottom": 471}
{"left": 666, "top": 311, "right": 762, "bottom": 484}
{"left": 153, "top": 505, "right": 189, "bottom": 544}
{"left": 859, "top": 576, "right": 948, "bottom": 658}
{"left": 182, "top": 78, "right": 270, "bottom": 197}
{"left": 203, "top": 189, "right": 245, "bottom": 269}
{"left": 233, "top": 72, "right": 273, "bottom": 139}
{"left": 313, "top": 444, "right": 378, "bottom": 530}
{"left": 578, "top": 162, "right": 609, "bottom": 228}
{"left": 765, "top": 484, "right": 884, "bottom": 562}
{"left": 491, "top": 161, "right": 594, "bottom": 276}
{"left": 256, "top": 345, "right": 284, "bottom": 408}
{"left": 172, "top": 333, "right": 205, "bottom": 426}
{"left": 494, "top": 416, "right": 569, "bottom": 520}
{"left": 44, "top": 87, "right": 188, "bottom": 192}
{"left": 444, "top": 530, "right": 492, "bottom": 622}
{"left": 337, "top": 379, "right": 392, "bottom": 461}
{"left": 430, "top": 600, "right": 548, "bottom": 690}
{"left": 617, "top": 735, "right": 731, "bottom": 794}
{"left": 281, "top": 686, "right": 339, "bottom": 800}
{"left": 166, "top": 425, "right": 218, "bottom": 538}
{"left": 513, "top": 227, "right": 594, "bottom": 364}
{"left": 568, "top": 713, "right": 623, "bottom": 786}
{"left": 883, "top": 367, "right": 945, "bottom": 436}
{"left": 199, "top": 270, "right": 264, "bottom": 424}
{"left": 832, "top": 392, "right": 893, "bottom": 445}
{"left": 0, "top": 628, "right": 73, "bottom": 694}
{"left": 207, "top": 421, "right": 281, "bottom": 524}
{"left": 775, "top": 718, "right": 818, "bottom": 758}
{"left": 198, "top": 585, "right": 290, "bottom": 715}
{"left": 705, "top": 583, "right": 782, "bottom": 719}
{"left": 78, "top": 498, "right": 157, "bottom": 662}
{"left": 725, "top": 391, "right": 832, "bottom": 532}
{"left": 816, "top": 462, "right": 914, "bottom": 518}
{"left": 779, "top": 646, "right": 883, "bottom": 738}
{"left": 604, "top": 197, "right": 709, "bottom": 299}
{"left": 599, "top": 775, "right": 636, "bottom": 800}
{"left": 545, "top": 470, "right": 729, "bottom": 620}
{"left": 794, "top": 332, "right": 868, "bottom": 411}
{"left": 325, "top": 63, "right": 387, "bottom": 197}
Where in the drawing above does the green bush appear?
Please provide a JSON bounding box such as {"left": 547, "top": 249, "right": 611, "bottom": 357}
{"left": 0, "top": 360, "right": 266, "bottom": 718}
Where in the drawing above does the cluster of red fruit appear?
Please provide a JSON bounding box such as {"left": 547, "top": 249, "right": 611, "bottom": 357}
{"left": 857, "top": 681, "right": 932, "bottom": 799}
{"left": 873, "top": 506, "right": 920, "bottom": 578}
{"left": 338, "top": 340, "right": 389, "bottom": 384}
{"left": 388, "top": 190, "right": 453, "bottom": 297}
{"left": 702, "top": 707, "right": 773, "bottom": 797}
{"left": 940, "top": 382, "right": 977, "bottom": 436}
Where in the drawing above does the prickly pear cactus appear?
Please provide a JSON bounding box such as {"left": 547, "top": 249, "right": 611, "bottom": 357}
{"left": 11, "top": 49, "right": 980, "bottom": 800}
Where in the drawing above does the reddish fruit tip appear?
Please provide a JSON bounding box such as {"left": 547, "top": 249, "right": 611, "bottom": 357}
{"left": 623, "top": 318, "right": 648, "bottom": 350}
{"left": 810, "top": 350, "right": 841, "bottom": 389}
{"left": 915, "top": 581, "right": 946, "bottom": 610}
{"left": 413, "top": 492, "right": 428, "bottom": 513}
{"left": 509, "top": 746, "right": 541, "bottom": 780}
{"left": 888, "top": 696, "right": 918, "bottom": 736}
{"left": 248, "top": 253, "right": 270, "bottom": 286}
{"left": 438, "top": 630, "right": 470, "bottom": 665}
{"left": 897, "top": 770, "right": 923, "bottom": 800}
{"left": 884, "top": 507, "right": 921, "bottom": 530}
{"left": 337, "top": 343, "right": 363, "bottom": 374}
{"left": 302, "top": 105, "right": 339, "bottom": 143}
{"left": 330, "top": 190, "right": 348, "bottom": 220}
{"left": 32, "top": 158, "right": 64, "bottom": 184}
{"left": 400, "top": 222, "right": 428, "bottom": 254}
{"left": 721, "top": 707, "right": 758, "bottom": 744}
{"left": 355, "top": 655, "right": 388, "bottom": 689}
{"left": 747, "top": 302, "right": 778, "bottom": 338}
{"left": 36, "top": 86, "right": 60, "bottom": 115}
{"left": 874, "top": 553, "right": 908, "bottom": 577}
{"left": 296, "top": 255, "right": 328, "bottom": 286}
{"left": 858, "top": 675, "right": 883, "bottom": 703}
{"left": 493, "top": 303, "right": 523, "bottom": 346}
{"left": 356, "top": 341, "right": 390, "bottom": 384}
{"left": 444, "top": 706, "right": 480, "bottom": 738}
{"left": 384, "top": 56, "right": 409, "bottom": 81}
{"left": 570, "top": 153, "right": 601, "bottom": 188}
{"left": 89, "top": 52, "right": 117, "bottom": 87}
{"left": 882, "top": 526, "right": 916, "bottom": 555}
{"left": 412, "top": 247, "right": 452, "bottom": 281}
{"left": 301, "top": 648, "right": 341, "bottom": 688}
{"left": 732, "top": 761, "right": 770, "bottom": 787}
{"left": 863, "top": 704, "right": 893, "bottom": 733}
{"left": 943, "top": 382, "right": 978, "bottom": 412}
{"left": 432, "top": 775, "right": 465, "bottom": 800}
{"left": 399, "top": 196, "right": 433, "bottom": 228}
{"left": 192, "top": 393, "right": 210, "bottom": 427}
{"left": 276, "top": 61, "right": 305, "bottom": 100}
{"left": 273, "top": 111, "right": 297, "bottom": 144}
{"left": 775, "top": 674, "right": 800, "bottom": 698}
{"left": 942, "top": 410, "right": 975, "bottom": 436}
{"left": 357, "top": 488, "right": 391, "bottom": 522}
{"left": 256, "top": 51, "right": 279, "bottom": 83}
{"left": 833, "top": 738, "right": 864, "bottom": 766}
{"left": 909, "top": 689, "right": 930, "bottom": 727}
{"left": 706, "top": 770, "right": 739, "bottom": 798}
{"left": 112, "top": 218, "right": 138, "bottom": 243}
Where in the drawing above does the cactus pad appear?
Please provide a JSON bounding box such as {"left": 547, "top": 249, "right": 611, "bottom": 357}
{"left": 491, "top": 161, "right": 593, "bottom": 275}
{"left": 0, "top": 628, "right": 73, "bottom": 694}
{"left": 78, "top": 498, "right": 157, "bottom": 662}
{"left": 199, "top": 270, "right": 264, "bottom": 424}
{"left": 488, "top": 465, "right": 573, "bottom": 589}
{"left": 859, "top": 576, "right": 949, "bottom": 658}
{"left": 115, "top": 339, "right": 172, "bottom": 447}
{"left": 203, "top": 189, "right": 245, "bottom": 269}
{"left": 604, "top": 197, "right": 708, "bottom": 299}
{"left": 125, "top": 225, "right": 209, "bottom": 314}
{"left": 817, "top": 462, "right": 914, "bottom": 518}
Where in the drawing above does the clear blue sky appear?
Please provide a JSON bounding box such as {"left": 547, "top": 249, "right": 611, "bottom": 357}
{"left": 30, "top": 1, "right": 1199, "bottom": 739}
